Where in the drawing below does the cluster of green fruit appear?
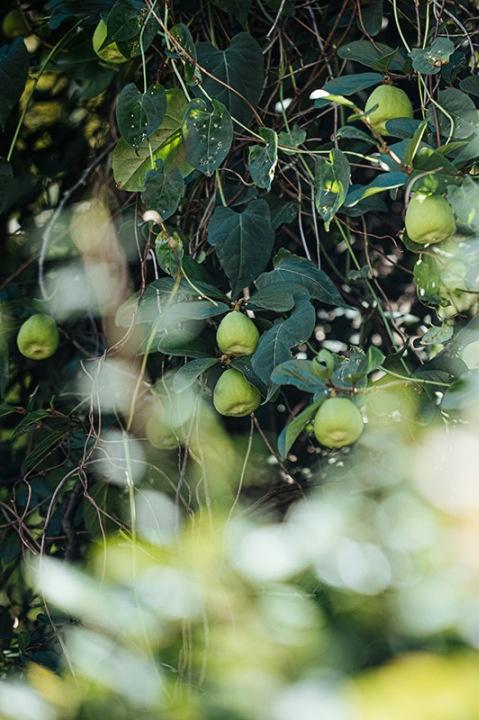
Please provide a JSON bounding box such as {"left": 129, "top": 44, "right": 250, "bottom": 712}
{"left": 213, "top": 312, "right": 364, "bottom": 449}
{"left": 365, "top": 85, "right": 456, "bottom": 246}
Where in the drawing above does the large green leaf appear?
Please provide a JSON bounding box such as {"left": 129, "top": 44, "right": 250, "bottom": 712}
{"left": 173, "top": 357, "right": 219, "bottom": 393}
{"left": 255, "top": 250, "right": 349, "bottom": 308}
{"left": 0, "top": 39, "right": 29, "bottom": 130}
{"left": 409, "top": 38, "right": 455, "bottom": 75}
{"left": 116, "top": 83, "right": 166, "bottom": 149}
{"left": 112, "top": 89, "right": 191, "bottom": 192}
{"left": 271, "top": 360, "right": 326, "bottom": 393}
{"left": 337, "top": 40, "right": 406, "bottom": 72}
{"left": 431, "top": 88, "right": 479, "bottom": 140}
{"left": 248, "top": 128, "right": 278, "bottom": 191}
{"left": 345, "top": 172, "right": 408, "bottom": 207}
{"left": 106, "top": 0, "right": 157, "bottom": 58}
{"left": 251, "top": 295, "right": 316, "bottom": 385}
{"left": 196, "top": 33, "right": 264, "bottom": 124}
{"left": 141, "top": 161, "right": 184, "bottom": 221}
{"left": 208, "top": 199, "right": 275, "bottom": 297}
{"left": 277, "top": 401, "right": 321, "bottom": 457}
{"left": 314, "top": 149, "right": 350, "bottom": 230}
{"left": 182, "top": 98, "right": 233, "bottom": 176}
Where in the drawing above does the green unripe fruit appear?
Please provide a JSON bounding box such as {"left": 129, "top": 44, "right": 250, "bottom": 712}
{"left": 313, "top": 397, "right": 364, "bottom": 449}
{"left": 213, "top": 368, "right": 261, "bottom": 417}
{"left": 2, "top": 9, "right": 29, "bottom": 38}
{"left": 364, "top": 85, "right": 413, "bottom": 135}
{"left": 216, "top": 311, "right": 259, "bottom": 357}
{"left": 17, "top": 314, "right": 59, "bottom": 360}
{"left": 312, "top": 349, "right": 335, "bottom": 379}
{"left": 145, "top": 412, "right": 179, "bottom": 450}
{"left": 92, "top": 19, "right": 128, "bottom": 64}
{"left": 405, "top": 194, "right": 456, "bottom": 245}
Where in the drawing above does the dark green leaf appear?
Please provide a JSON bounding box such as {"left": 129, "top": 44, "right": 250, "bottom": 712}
{"left": 142, "top": 161, "right": 184, "bottom": 220}
{"left": 345, "top": 172, "right": 408, "bottom": 207}
{"left": 271, "top": 359, "right": 326, "bottom": 393}
{"left": 0, "top": 39, "right": 29, "bottom": 130}
{"left": 360, "top": 1, "right": 383, "bottom": 37}
{"left": 337, "top": 40, "right": 406, "bottom": 72}
{"left": 278, "top": 401, "right": 321, "bottom": 457}
{"left": 196, "top": 32, "right": 264, "bottom": 124}
{"left": 248, "top": 128, "right": 278, "bottom": 191}
{"left": 384, "top": 118, "right": 424, "bottom": 138}
{"left": 252, "top": 295, "right": 316, "bottom": 385}
{"left": 208, "top": 199, "right": 275, "bottom": 297}
{"left": 158, "top": 329, "right": 213, "bottom": 358}
{"left": 409, "top": 38, "right": 455, "bottom": 75}
{"left": 173, "top": 357, "right": 219, "bottom": 392}
{"left": 256, "top": 250, "right": 349, "bottom": 308}
{"left": 278, "top": 125, "right": 306, "bottom": 149}
{"left": 183, "top": 98, "right": 233, "bottom": 176}
{"left": 322, "top": 72, "right": 383, "bottom": 97}
{"left": 459, "top": 75, "right": 479, "bottom": 97}
{"left": 247, "top": 283, "right": 296, "bottom": 311}
{"left": 431, "top": 88, "right": 479, "bottom": 140}
{"left": 116, "top": 83, "right": 166, "bottom": 149}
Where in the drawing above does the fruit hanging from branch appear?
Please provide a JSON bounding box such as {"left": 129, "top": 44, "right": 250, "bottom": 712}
{"left": 213, "top": 368, "right": 261, "bottom": 417}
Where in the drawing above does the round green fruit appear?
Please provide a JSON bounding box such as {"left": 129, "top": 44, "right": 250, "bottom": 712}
{"left": 405, "top": 194, "right": 455, "bottom": 245}
{"left": 17, "top": 314, "right": 59, "bottom": 360}
{"left": 2, "top": 9, "right": 29, "bottom": 39}
{"left": 312, "top": 349, "right": 335, "bottom": 379}
{"left": 145, "top": 412, "right": 179, "bottom": 450}
{"left": 313, "top": 397, "right": 364, "bottom": 449}
{"left": 213, "top": 368, "right": 261, "bottom": 417}
{"left": 92, "top": 19, "right": 128, "bottom": 64}
{"left": 216, "top": 311, "right": 259, "bottom": 357}
{"left": 364, "top": 85, "right": 413, "bottom": 135}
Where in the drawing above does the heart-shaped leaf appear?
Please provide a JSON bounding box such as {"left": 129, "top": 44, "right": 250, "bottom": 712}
{"left": 208, "top": 199, "right": 275, "bottom": 297}
{"left": 182, "top": 98, "right": 233, "bottom": 176}
{"left": 112, "top": 89, "right": 191, "bottom": 191}
{"left": 196, "top": 32, "right": 264, "bottom": 124}
{"left": 142, "top": 160, "right": 185, "bottom": 221}
{"left": 116, "top": 83, "right": 166, "bottom": 149}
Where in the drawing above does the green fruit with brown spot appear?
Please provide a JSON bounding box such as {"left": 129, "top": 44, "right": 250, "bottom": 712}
{"left": 17, "top": 314, "right": 59, "bottom": 360}
{"left": 405, "top": 194, "right": 456, "bottom": 245}
{"left": 216, "top": 311, "right": 259, "bottom": 357}
{"left": 313, "top": 397, "right": 364, "bottom": 449}
{"left": 92, "top": 19, "right": 128, "bottom": 64}
{"left": 365, "top": 85, "right": 413, "bottom": 135}
{"left": 213, "top": 368, "right": 261, "bottom": 417}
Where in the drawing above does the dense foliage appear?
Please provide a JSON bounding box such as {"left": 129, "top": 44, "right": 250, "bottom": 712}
{"left": 2, "top": 0, "right": 479, "bottom": 718}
